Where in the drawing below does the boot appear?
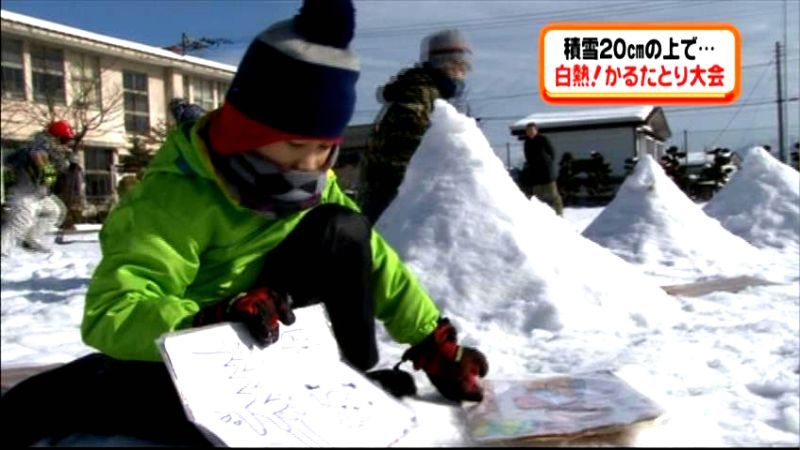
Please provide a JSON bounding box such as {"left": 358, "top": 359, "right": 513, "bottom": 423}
{"left": 21, "top": 240, "right": 52, "bottom": 253}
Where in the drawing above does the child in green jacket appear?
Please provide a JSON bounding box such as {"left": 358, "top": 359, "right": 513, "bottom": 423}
{"left": 2, "top": 0, "right": 487, "bottom": 446}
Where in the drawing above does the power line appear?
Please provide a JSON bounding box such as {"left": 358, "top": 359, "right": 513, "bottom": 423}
{"left": 461, "top": 57, "right": 798, "bottom": 105}
{"left": 357, "top": 1, "right": 708, "bottom": 38}
{"left": 357, "top": 1, "right": 641, "bottom": 35}
{"left": 687, "top": 125, "right": 780, "bottom": 133}
{"left": 709, "top": 62, "right": 773, "bottom": 147}
{"left": 666, "top": 97, "right": 798, "bottom": 114}
{"left": 473, "top": 97, "right": 799, "bottom": 122}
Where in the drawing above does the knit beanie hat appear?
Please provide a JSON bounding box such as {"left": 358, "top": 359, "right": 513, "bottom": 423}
{"left": 209, "top": 0, "right": 360, "bottom": 155}
{"left": 421, "top": 28, "right": 472, "bottom": 71}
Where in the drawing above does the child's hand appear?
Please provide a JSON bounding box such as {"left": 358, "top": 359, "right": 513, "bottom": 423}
{"left": 194, "top": 287, "right": 295, "bottom": 346}
{"left": 401, "top": 318, "right": 489, "bottom": 402}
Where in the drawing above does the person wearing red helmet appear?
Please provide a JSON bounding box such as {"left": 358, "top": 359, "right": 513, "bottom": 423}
{"left": 47, "top": 120, "right": 76, "bottom": 146}
{"left": 1, "top": 121, "right": 72, "bottom": 256}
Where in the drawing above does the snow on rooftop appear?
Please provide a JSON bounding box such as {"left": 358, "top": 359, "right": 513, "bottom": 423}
{"left": 582, "top": 154, "right": 771, "bottom": 284}
{"left": 511, "top": 106, "right": 655, "bottom": 130}
{"left": 376, "top": 100, "right": 680, "bottom": 348}
{"left": 0, "top": 9, "right": 237, "bottom": 73}
{"left": 703, "top": 147, "right": 800, "bottom": 255}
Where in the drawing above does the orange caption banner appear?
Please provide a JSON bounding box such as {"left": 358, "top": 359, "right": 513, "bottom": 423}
{"left": 539, "top": 22, "right": 741, "bottom": 105}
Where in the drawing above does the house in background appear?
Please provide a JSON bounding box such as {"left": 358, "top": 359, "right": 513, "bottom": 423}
{"left": 1, "top": 9, "right": 235, "bottom": 208}
{"left": 509, "top": 106, "right": 672, "bottom": 179}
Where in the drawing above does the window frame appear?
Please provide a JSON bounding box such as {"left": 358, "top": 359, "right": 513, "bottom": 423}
{"left": 123, "top": 70, "right": 150, "bottom": 133}
{"left": 70, "top": 53, "right": 102, "bottom": 109}
{"left": 83, "top": 146, "right": 115, "bottom": 202}
{"left": 184, "top": 75, "right": 216, "bottom": 111}
{"left": 1, "top": 38, "right": 25, "bottom": 100}
{"left": 30, "top": 43, "right": 66, "bottom": 105}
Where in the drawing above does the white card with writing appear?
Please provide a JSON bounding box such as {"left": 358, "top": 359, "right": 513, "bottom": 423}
{"left": 158, "top": 304, "right": 416, "bottom": 447}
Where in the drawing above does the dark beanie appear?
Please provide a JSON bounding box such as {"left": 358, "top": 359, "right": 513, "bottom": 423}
{"left": 421, "top": 28, "right": 472, "bottom": 71}
{"left": 209, "top": 0, "right": 359, "bottom": 155}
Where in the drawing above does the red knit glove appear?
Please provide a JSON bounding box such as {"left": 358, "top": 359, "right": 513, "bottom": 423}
{"left": 401, "top": 318, "right": 489, "bottom": 402}
{"left": 193, "top": 287, "right": 295, "bottom": 346}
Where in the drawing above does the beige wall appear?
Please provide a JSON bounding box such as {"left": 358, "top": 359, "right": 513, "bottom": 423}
{"left": 1, "top": 32, "right": 233, "bottom": 148}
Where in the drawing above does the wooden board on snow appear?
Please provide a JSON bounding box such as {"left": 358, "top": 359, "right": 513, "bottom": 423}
{"left": 660, "top": 275, "right": 777, "bottom": 297}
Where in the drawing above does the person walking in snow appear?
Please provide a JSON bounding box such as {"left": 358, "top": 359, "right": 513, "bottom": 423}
{"left": 1, "top": 1, "right": 488, "bottom": 446}
{"left": 358, "top": 28, "right": 473, "bottom": 224}
{"left": 0, "top": 120, "right": 72, "bottom": 256}
{"left": 521, "top": 122, "right": 564, "bottom": 216}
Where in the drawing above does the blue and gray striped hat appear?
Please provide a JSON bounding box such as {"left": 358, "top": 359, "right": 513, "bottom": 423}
{"left": 210, "top": 0, "right": 360, "bottom": 155}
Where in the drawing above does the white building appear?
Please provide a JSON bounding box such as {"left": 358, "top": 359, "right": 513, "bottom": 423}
{"left": 1, "top": 9, "right": 236, "bottom": 207}
{"left": 509, "top": 106, "right": 672, "bottom": 178}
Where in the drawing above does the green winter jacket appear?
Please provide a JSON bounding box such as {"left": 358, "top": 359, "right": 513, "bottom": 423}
{"left": 81, "top": 114, "right": 440, "bottom": 361}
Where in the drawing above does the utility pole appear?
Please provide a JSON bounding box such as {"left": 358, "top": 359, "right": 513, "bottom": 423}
{"left": 775, "top": 42, "right": 786, "bottom": 163}
{"left": 683, "top": 129, "right": 688, "bottom": 153}
{"left": 782, "top": 0, "right": 789, "bottom": 163}
{"left": 180, "top": 32, "right": 190, "bottom": 56}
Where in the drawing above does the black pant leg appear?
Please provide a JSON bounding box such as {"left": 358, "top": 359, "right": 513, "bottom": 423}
{"left": 360, "top": 165, "right": 404, "bottom": 225}
{"left": 1, "top": 353, "right": 212, "bottom": 447}
{"left": 259, "top": 204, "right": 378, "bottom": 371}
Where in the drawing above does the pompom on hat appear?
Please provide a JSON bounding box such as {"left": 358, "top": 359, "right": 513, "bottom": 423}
{"left": 209, "top": 0, "right": 359, "bottom": 155}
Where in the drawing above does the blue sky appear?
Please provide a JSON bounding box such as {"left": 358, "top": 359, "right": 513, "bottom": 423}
{"left": 3, "top": 0, "right": 798, "bottom": 164}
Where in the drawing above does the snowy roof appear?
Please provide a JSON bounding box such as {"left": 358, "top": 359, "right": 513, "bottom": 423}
{"left": 511, "top": 106, "right": 655, "bottom": 130}
{"left": 510, "top": 106, "right": 671, "bottom": 140}
{"left": 0, "top": 9, "right": 237, "bottom": 76}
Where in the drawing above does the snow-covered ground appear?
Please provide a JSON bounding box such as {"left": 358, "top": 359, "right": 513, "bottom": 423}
{"left": 1, "top": 102, "right": 798, "bottom": 447}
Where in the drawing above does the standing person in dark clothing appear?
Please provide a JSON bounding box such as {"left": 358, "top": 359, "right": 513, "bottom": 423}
{"left": 358, "top": 28, "right": 472, "bottom": 224}
{"left": 54, "top": 152, "right": 85, "bottom": 244}
{"left": 521, "top": 122, "right": 563, "bottom": 216}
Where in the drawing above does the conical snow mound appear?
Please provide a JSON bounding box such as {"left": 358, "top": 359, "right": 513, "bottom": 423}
{"left": 582, "top": 154, "right": 767, "bottom": 282}
{"left": 703, "top": 147, "right": 800, "bottom": 252}
{"left": 376, "top": 100, "right": 678, "bottom": 337}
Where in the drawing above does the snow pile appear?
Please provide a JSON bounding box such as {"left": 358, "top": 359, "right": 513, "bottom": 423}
{"left": 376, "top": 100, "right": 679, "bottom": 338}
{"left": 703, "top": 147, "right": 800, "bottom": 255}
{"left": 582, "top": 154, "right": 769, "bottom": 283}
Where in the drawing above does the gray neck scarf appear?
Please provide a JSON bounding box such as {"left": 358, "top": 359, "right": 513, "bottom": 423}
{"left": 213, "top": 146, "right": 339, "bottom": 217}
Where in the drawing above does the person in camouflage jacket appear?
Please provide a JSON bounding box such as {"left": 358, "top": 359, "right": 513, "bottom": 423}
{"left": 1, "top": 121, "right": 73, "bottom": 256}
{"left": 358, "top": 29, "right": 472, "bottom": 224}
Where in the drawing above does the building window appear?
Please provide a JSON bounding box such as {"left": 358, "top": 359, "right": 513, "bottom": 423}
{"left": 182, "top": 74, "right": 190, "bottom": 100}
{"left": 30, "top": 44, "right": 66, "bottom": 105}
{"left": 84, "top": 146, "right": 114, "bottom": 201}
{"left": 1, "top": 38, "right": 25, "bottom": 100}
{"left": 188, "top": 76, "right": 215, "bottom": 111}
{"left": 217, "top": 81, "right": 229, "bottom": 107}
{"left": 123, "top": 71, "right": 149, "bottom": 132}
{"left": 70, "top": 54, "right": 101, "bottom": 108}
